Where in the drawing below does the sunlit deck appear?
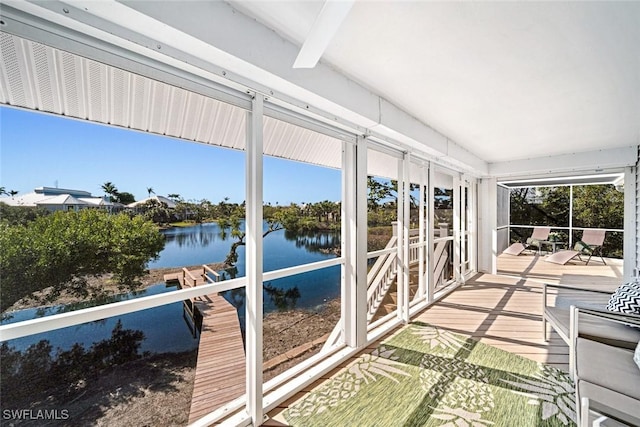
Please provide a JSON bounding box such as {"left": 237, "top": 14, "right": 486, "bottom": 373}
{"left": 264, "top": 253, "right": 623, "bottom": 425}
{"left": 497, "top": 252, "right": 623, "bottom": 288}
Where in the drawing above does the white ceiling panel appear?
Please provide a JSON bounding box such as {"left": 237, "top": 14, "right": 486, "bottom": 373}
{"left": 0, "top": 33, "right": 346, "bottom": 169}
{"left": 233, "top": 1, "right": 640, "bottom": 163}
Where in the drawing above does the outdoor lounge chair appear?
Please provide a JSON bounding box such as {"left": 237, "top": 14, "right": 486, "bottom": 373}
{"left": 502, "top": 226, "right": 550, "bottom": 256}
{"left": 545, "top": 229, "right": 606, "bottom": 265}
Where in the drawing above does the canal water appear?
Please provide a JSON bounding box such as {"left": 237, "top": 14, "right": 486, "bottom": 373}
{"left": 2, "top": 223, "right": 341, "bottom": 355}
{"left": 151, "top": 222, "right": 341, "bottom": 311}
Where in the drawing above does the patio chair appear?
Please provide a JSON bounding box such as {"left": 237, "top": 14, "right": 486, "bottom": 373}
{"left": 502, "top": 226, "right": 550, "bottom": 256}
{"left": 545, "top": 229, "right": 606, "bottom": 265}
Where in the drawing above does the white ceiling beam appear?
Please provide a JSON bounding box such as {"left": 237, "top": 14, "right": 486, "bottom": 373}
{"left": 293, "top": 0, "right": 354, "bottom": 69}
{"left": 488, "top": 146, "right": 638, "bottom": 178}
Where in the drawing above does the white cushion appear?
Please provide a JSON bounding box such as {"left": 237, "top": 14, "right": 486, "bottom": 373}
{"left": 635, "top": 341, "right": 640, "bottom": 371}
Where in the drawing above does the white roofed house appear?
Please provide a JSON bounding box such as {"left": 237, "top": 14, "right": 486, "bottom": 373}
{"left": 0, "top": 186, "right": 124, "bottom": 212}
{"left": 0, "top": 2, "right": 639, "bottom": 426}
{"left": 35, "top": 193, "right": 87, "bottom": 212}
{"left": 78, "top": 196, "right": 126, "bottom": 213}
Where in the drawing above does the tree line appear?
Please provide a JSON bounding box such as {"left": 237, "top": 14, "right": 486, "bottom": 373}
{"left": 0, "top": 176, "right": 445, "bottom": 311}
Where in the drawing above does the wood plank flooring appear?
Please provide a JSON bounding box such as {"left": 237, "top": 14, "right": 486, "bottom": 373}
{"left": 497, "top": 252, "right": 623, "bottom": 288}
{"left": 188, "top": 293, "right": 245, "bottom": 424}
{"left": 264, "top": 253, "right": 623, "bottom": 426}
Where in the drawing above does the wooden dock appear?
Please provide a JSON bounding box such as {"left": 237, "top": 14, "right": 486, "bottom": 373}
{"left": 164, "top": 268, "right": 246, "bottom": 424}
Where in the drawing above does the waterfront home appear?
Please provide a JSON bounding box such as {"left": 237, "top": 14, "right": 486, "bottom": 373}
{"left": 0, "top": 2, "right": 638, "bottom": 426}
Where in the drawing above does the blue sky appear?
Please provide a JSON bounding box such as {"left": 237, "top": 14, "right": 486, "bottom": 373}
{"left": 0, "top": 106, "right": 341, "bottom": 204}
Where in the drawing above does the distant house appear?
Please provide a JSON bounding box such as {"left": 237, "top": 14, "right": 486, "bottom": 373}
{"left": 0, "top": 186, "right": 125, "bottom": 212}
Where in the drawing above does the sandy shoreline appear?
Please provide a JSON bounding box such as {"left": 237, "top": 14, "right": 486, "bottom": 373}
{"left": 3, "top": 263, "right": 226, "bottom": 312}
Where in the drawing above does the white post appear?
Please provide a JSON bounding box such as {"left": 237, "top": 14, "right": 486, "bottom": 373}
{"left": 342, "top": 136, "right": 368, "bottom": 347}
{"left": 460, "top": 179, "right": 467, "bottom": 279}
{"left": 402, "top": 153, "right": 410, "bottom": 319}
{"left": 245, "top": 94, "right": 264, "bottom": 425}
{"left": 624, "top": 165, "right": 637, "bottom": 281}
{"left": 453, "top": 175, "right": 462, "bottom": 283}
{"left": 507, "top": 184, "right": 511, "bottom": 251}
{"left": 418, "top": 164, "right": 426, "bottom": 299}
{"left": 478, "top": 178, "right": 497, "bottom": 274}
{"left": 356, "top": 137, "right": 368, "bottom": 343}
{"left": 396, "top": 156, "right": 405, "bottom": 321}
{"left": 427, "top": 164, "right": 435, "bottom": 302}
{"left": 469, "top": 180, "right": 477, "bottom": 274}
{"left": 569, "top": 185, "right": 574, "bottom": 248}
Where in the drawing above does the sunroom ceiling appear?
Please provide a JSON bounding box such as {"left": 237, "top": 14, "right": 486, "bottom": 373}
{"left": 0, "top": 1, "right": 638, "bottom": 178}
{"left": 232, "top": 1, "right": 640, "bottom": 164}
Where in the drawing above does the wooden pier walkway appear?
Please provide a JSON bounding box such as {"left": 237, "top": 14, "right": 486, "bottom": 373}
{"left": 164, "top": 268, "right": 245, "bottom": 424}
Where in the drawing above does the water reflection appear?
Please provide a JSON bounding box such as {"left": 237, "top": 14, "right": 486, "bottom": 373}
{"left": 285, "top": 230, "right": 341, "bottom": 255}
{"left": 162, "top": 223, "right": 223, "bottom": 249}
{"left": 152, "top": 223, "right": 341, "bottom": 269}
{"left": 222, "top": 283, "right": 301, "bottom": 315}
{"left": 1, "top": 321, "right": 146, "bottom": 406}
{"left": 2, "top": 284, "right": 199, "bottom": 355}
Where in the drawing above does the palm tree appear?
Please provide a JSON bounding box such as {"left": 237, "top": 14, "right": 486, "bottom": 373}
{"left": 8, "top": 190, "right": 18, "bottom": 197}
{"left": 168, "top": 193, "right": 181, "bottom": 201}
{"left": 147, "top": 187, "right": 155, "bottom": 197}
{"left": 101, "top": 182, "right": 118, "bottom": 201}
{"left": 0, "top": 187, "right": 7, "bottom": 196}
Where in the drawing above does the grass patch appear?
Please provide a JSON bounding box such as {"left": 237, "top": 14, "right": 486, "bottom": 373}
{"left": 169, "top": 221, "right": 198, "bottom": 227}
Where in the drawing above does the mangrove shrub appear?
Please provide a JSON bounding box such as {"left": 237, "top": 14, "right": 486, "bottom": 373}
{"left": 0, "top": 209, "right": 165, "bottom": 311}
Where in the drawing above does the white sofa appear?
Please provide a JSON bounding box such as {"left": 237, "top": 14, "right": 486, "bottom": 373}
{"left": 571, "top": 307, "right": 640, "bottom": 426}
{"left": 542, "top": 283, "right": 640, "bottom": 426}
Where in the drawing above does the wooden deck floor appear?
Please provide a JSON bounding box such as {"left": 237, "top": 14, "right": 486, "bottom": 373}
{"left": 265, "top": 253, "right": 623, "bottom": 425}
{"left": 497, "top": 251, "right": 623, "bottom": 287}
{"left": 164, "top": 270, "right": 246, "bottom": 424}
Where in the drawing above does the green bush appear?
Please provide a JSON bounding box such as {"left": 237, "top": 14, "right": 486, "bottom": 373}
{"left": 0, "top": 210, "right": 165, "bottom": 311}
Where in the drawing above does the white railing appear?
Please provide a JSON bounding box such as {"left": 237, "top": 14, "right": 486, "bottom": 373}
{"left": 0, "top": 258, "right": 344, "bottom": 342}
{"left": 365, "top": 234, "right": 423, "bottom": 317}
{"left": 433, "top": 238, "right": 453, "bottom": 292}
{"left": 408, "top": 240, "right": 421, "bottom": 263}
{"left": 324, "top": 226, "right": 449, "bottom": 351}
{"left": 323, "top": 234, "right": 403, "bottom": 350}
{"left": 366, "top": 236, "right": 398, "bottom": 318}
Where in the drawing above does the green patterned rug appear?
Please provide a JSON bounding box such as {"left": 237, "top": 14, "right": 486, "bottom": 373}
{"left": 283, "top": 322, "right": 575, "bottom": 427}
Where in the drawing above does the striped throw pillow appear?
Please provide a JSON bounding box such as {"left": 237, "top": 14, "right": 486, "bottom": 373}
{"left": 606, "top": 282, "right": 640, "bottom": 315}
